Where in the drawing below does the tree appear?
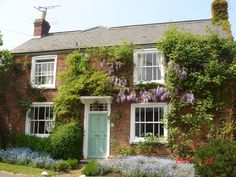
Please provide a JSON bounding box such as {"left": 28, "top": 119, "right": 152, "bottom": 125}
{"left": 0, "top": 32, "right": 14, "bottom": 147}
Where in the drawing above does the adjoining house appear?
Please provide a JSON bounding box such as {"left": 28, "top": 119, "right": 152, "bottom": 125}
{"left": 10, "top": 15, "right": 226, "bottom": 159}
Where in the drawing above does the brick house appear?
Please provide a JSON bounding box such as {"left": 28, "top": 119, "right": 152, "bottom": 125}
{"left": 11, "top": 17, "right": 226, "bottom": 159}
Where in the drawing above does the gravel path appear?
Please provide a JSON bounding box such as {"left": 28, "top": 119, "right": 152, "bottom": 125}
{"left": 0, "top": 171, "right": 30, "bottom": 177}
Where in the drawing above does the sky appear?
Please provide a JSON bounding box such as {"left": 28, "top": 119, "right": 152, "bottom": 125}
{"left": 0, "top": 0, "right": 235, "bottom": 50}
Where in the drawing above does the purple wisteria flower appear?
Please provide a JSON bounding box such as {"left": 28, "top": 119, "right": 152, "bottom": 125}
{"left": 181, "top": 92, "right": 195, "bottom": 104}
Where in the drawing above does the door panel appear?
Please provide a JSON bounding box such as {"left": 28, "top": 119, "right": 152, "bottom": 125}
{"left": 88, "top": 113, "right": 107, "bottom": 158}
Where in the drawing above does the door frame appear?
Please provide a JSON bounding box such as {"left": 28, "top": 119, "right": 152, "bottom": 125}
{"left": 80, "top": 96, "right": 112, "bottom": 159}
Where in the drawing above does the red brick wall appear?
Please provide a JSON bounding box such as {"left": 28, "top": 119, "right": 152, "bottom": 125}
{"left": 5, "top": 52, "right": 172, "bottom": 157}
{"left": 110, "top": 102, "right": 131, "bottom": 148}
{"left": 3, "top": 53, "right": 69, "bottom": 134}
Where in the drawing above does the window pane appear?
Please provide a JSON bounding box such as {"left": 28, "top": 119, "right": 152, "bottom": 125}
{"left": 137, "top": 67, "right": 141, "bottom": 81}
{"left": 153, "top": 53, "right": 157, "bottom": 65}
{"left": 142, "top": 68, "right": 146, "bottom": 80}
{"left": 39, "top": 107, "right": 45, "bottom": 120}
{"left": 34, "top": 121, "right": 39, "bottom": 133}
{"left": 153, "top": 67, "right": 157, "bottom": 80}
{"left": 137, "top": 54, "right": 141, "bottom": 66}
{"left": 157, "top": 67, "right": 161, "bottom": 80}
{"left": 146, "top": 53, "right": 152, "bottom": 66}
{"left": 156, "top": 53, "right": 161, "bottom": 65}
{"left": 160, "top": 107, "right": 164, "bottom": 121}
{"left": 146, "top": 124, "right": 153, "bottom": 134}
{"left": 141, "top": 124, "right": 145, "bottom": 137}
{"left": 154, "top": 108, "right": 159, "bottom": 121}
{"left": 45, "top": 121, "right": 54, "bottom": 133}
{"left": 142, "top": 54, "right": 146, "bottom": 66}
{"left": 160, "top": 123, "right": 164, "bottom": 136}
{"left": 30, "top": 121, "right": 35, "bottom": 134}
{"left": 42, "top": 63, "right": 48, "bottom": 74}
{"left": 154, "top": 124, "right": 158, "bottom": 136}
{"left": 38, "top": 121, "right": 45, "bottom": 134}
{"left": 34, "top": 107, "right": 39, "bottom": 120}
{"left": 146, "top": 108, "right": 153, "bottom": 122}
{"left": 135, "top": 123, "right": 139, "bottom": 137}
{"left": 141, "top": 108, "right": 145, "bottom": 121}
{"left": 146, "top": 68, "right": 152, "bottom": 81}
{"left": 135, "top": 108, "right": 139, "bottom": 122}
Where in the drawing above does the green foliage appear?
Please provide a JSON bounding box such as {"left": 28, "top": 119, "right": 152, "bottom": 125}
{"left": 17, "top": 99, "right": 32, "bottom": 115}
{"left": 194, "top": 139, "right": 236, "bottom": 177}
{"left": 211, "top": 0, "right": 232, "bottom": 38}
{"left": 65, "top": 159, "right": 78, "bottom": 169}
{"left": 111, "top": 139, "right": 134, "bottom": 156}
{"left": 82, "top": 160, "right": 103, "bottom": 176}
{"left": 10, "top": 133, "right": 50, "bottom": 152}
{"left": 48, "top": 121, "right": 83, "bottom": 160}
{"left": 157, "top": 28, "right": 236, "bottom": 157}
{"left": 117, "top": 146, "right": 134, "bottom": 156}
{"left": 134, "top": 134, "right": 166, "bottom": 156}
{"left": 51, "top": 161, "right": 71, "bottom": 172}
{"left": 54, "top": 42, "right": 134, "bottom": 121}
{"left": 212, "top": 0, "right": 229, "bottom": 22}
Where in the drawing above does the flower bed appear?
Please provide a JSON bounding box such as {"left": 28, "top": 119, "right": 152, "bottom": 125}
{"left": 85, "top": 156, "right": 195, "bottom": 177}
{"left": 0, "top": 148, "right": 61, "bottom": 170}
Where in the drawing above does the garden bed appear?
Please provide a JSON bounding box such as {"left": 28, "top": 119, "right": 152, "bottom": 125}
{"left": 83, "top": 156, "right": 195, "bottom": 177}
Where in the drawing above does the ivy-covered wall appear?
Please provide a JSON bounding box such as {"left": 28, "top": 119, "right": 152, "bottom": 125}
{"left": 157, "top": 28, "right": 236, "bottom": 156}
{"left": 211, "top": 0, "right": 232, "bottom": 39}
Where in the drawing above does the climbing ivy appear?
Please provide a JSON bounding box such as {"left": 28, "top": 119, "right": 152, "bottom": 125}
{"left": 157, "top": 28, "right": 236, "bottom": 156}
{"left": 54, "top": 42, "right": 170, "bottom": 121}
{"left": 211, "top": 0, "right": 232, "bottom": 39}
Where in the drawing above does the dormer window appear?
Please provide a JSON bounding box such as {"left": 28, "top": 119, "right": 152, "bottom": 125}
{"left": 133, "top": 49, "right": 164, "bottom": 84}
{"left": 31, "top": 55, "right": 57, "bottom": 89}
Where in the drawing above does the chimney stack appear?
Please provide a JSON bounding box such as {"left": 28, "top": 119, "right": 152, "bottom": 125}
{"left": 33, "top": 19, "right": 50, "bottom": 38}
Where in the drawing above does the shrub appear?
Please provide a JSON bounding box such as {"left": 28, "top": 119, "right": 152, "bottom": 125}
{"left": 48, "top": 121, "right": 83, "bottom": 160}
{"left": 134, "top": 142, "right": 154, "bottom": 156}
{"left": 194, "top": 139, "right": 236, "bottom": 177}
{"left": 10, "top": 133, "right": 49, "bottom": 152}
{"left": 51, "top": 161, "right": 71, "bottom": 172}
{"left": 82, "top": 160, "right": 104, "bottom": 176}
{"left": 117, "top": 146, "right": 134, "bottom": 156}
{"left": 66, "top": 159, "right": 78, "bottom": 169}
{"left": 0, "top": 147, "right": 61, "bottom": 169}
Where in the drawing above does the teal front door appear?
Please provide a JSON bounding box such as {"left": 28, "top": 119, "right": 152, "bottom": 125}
{"left": 88, "top": 113, "right": 108, "bottom": 158}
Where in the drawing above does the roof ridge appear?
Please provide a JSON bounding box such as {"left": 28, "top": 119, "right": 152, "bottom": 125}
{"left": 49, "top": 19, "right": 211, "bottom": 35}
{"left": 110, "top": 19, "right": 211, "bottom": 29}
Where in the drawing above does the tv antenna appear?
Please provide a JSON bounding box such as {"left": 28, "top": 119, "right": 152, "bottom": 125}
{"left": 34, "top": 5, "right": 61, "bottom": 20}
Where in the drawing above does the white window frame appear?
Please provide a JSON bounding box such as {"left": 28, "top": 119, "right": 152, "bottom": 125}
{"left": 25, "top": 102, "right": 55, "bottom": 138}
{"left": 130, "top": 103, "right": 168, "bottom": 143}
{"left": 133, "top": 48, "right": 164, "bottom": 84}
{"left": 31, "top": 55, "right": 57, "bottom": 89}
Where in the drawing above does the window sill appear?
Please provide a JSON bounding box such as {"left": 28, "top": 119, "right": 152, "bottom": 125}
{"left": 31, "top": 84, "right": 56, "bottom": 89}
{"left": 26, "top": 133, "right": 51, "bottom": 138}
{"left": 130, "top": 137, "right": 168, "bottom": 144}
{"left": 133, "top": 80, "right": 164, "bottom": 85}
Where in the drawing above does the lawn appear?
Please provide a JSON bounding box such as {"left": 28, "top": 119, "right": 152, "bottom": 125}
{"left": 0, "top": 162, "right": 57, "bottom": 176}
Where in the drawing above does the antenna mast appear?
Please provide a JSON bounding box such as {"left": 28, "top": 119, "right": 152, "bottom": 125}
{"left": 34, "top": 5, "right": 61, "bottom": 20}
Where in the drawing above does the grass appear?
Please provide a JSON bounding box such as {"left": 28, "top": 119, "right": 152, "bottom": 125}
{"left": 0, "top": 162, "right": 57, "bottom": 176}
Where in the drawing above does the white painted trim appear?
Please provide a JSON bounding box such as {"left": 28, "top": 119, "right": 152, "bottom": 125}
{"left": 80, "top": 96, "right": 112, "bottom": 159}
{"left": 133, "top": 48, "right": 164, "bottom": 85}
{"left": 25, "top": 102, "right": 55, "bottom": 138}
{"left": 130, "top": 103, "right": 168, "bottom": 144}
{"left": 31, "top": 55, "right": 57, "bottom": 89}
{"left": 80, "top": 96, "right": 113, "bottom": 104}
